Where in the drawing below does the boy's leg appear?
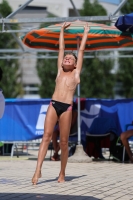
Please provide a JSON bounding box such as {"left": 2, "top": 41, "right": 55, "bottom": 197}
{"left": 51, "top": 130, "right": 60, "bottom": 161}
{"left": 58, "top": 110, "right": 72, "bottom": 182}
{"left": 32, "top": 105, "right": 58, "bottom": 184}
{"left": 120, "top": 130, "right": 133, "bottom": 162}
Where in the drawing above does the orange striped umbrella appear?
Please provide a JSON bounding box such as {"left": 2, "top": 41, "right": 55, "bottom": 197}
{"left": 22, "top": 20, "right": 133, "bottom": 51}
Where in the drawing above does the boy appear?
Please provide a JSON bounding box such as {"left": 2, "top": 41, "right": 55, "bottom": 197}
{"left": 32, "top": 22, "right": 89, "bottom": 184}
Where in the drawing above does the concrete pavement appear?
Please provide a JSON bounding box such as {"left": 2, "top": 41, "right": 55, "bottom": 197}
{"left": 0, "top": 150, "right": 133, "bottom": 200}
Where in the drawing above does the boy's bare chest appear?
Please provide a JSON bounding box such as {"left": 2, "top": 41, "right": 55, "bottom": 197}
{"left": 56, "top": 73, "right": 77, "bottom": 89}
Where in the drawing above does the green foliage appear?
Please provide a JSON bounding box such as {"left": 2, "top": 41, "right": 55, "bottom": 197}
{"left": 0, "top": 0, "right": 12, "bottom": 17}
{"left": 117, "top": 53, "right": 133, "bottom": 98}
{"left": 0, "top": 0, "right": 23, "bottom": 98}
{"left": 0, "top": 60, "right": 23, "bottom": 98}
{"left": 80, "top": 0, "right": 115, "bottom": 98}
{"left": 121, "top": 0, "right": 133, "bottom": 14}
{"left": 36, "top": 13, "right": 58, "bottom": 98}
{"left": 80, "top": 0, "right": 107, "bottom": 16}
{"left": 81, "top": 56, "right": 115, "bottom": 98}
{"left": 116, "top": 0, "right": 133, "bottom": 98}
{"left": 37, "top": 58, "right": 57, "bottom": 98}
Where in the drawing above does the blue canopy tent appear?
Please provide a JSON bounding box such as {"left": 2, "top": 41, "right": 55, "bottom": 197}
{"left": 115, "top": 12, "right": 133, "bottom": 33}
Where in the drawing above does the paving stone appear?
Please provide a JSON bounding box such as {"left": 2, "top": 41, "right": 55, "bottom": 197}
{"left": 1, "top": 151, "right": 133, "bottom": 200}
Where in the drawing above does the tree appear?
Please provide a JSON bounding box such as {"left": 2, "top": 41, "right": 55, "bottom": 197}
{"left": 37, "top": 57, "right": 57, "bottom": 98}
{"left": 116, "top": 0, "right": 133, "bottom": 98}
{"left": 37, "top": 0, "right": 115, "bottom": 98}
{"left": 81, "top": 56, "right": 115, "bottom": 98}
{"left": 80, "top": 0, "right": 107, "bottom": 16}
{"left": 121, "top": 0, "right": 133, "bottom": 14}
{"left": 80, "top": 0, "right": 115, "bottom": 98}
{"left": 116, "top": 53, "right": 133, "bottom": 98}
{"left": 36, "top": 13, "right": 58, "bottom": 98}
{"left": 0, "top": 0, "right": 23, "bottom": 98}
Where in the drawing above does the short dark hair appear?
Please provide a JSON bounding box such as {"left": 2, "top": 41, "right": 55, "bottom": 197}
{"left": 0, "top": 67, "right": 3, "bottom": 82}
{"left": 64, "top": 52, "right": 77, "bottom": 63}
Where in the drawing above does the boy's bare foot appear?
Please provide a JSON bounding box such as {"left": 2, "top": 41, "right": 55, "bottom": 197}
{"left": 58, "top": 173, "right": 65, "bottom": 183}
{"left": 32, "top": 170, "right": 42, "bottom": 185}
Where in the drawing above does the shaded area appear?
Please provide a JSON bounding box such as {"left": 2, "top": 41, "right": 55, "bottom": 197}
{"left": 0, "top": 193, "right": 100, "bottom": 200}
{"left": 38, "top": 175, "right": 87, "bottom": 184}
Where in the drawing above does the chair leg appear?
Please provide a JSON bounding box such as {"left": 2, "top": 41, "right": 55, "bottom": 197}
{"left": 26, "top": 144, "right": 28, "bottom": 155}
{"left": 15, "top": 144, "right": 19, "bottom": 158}
{"left": 122, "top": 146, "right": 125, "bottom": 163}
{"left": 11, "top": 143, "right": 15, "bottom": 158}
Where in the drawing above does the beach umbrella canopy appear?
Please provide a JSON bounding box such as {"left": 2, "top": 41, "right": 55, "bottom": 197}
{"left": 22, "top": 20, "right": 133, "bottom": 51}
{"left": 115, "top": 13, "right": 133, "bottom": 34}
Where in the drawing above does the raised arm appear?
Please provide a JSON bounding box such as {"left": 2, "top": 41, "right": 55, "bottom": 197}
{"left": 76, "top": 23, "right": 90, "bottom": 73}
{"left": 57, "top": 22, "right": 71, "bottom": 70}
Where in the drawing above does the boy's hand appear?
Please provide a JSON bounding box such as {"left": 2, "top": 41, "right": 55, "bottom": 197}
{"left": 61, "top": 22, "right": 71, "bottom": 30}
{"left": 84, "top": 22, "right": 90, "bottom": 33}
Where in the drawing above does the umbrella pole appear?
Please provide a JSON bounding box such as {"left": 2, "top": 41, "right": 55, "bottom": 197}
{"left": 77, "top": 84, "right": 81, "bottom": 145}
{"left": 76, "top": 36, "right": 81, "bottom": 145}
{"left": 68, "top": 36, "right": 92, "bottom": 163}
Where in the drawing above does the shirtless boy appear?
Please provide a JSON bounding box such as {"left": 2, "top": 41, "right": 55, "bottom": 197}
{"left": 32, "top": 22, "right": 89, "bottom": 184}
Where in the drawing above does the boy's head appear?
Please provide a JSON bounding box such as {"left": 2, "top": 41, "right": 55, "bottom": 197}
{"left": 62, "top": 52, "right": 77, "bottom": 71}
{"left": 64, "top": 52, "right": 77, "bottom": 63}
{"left": 0, "top": 68, "right": 3, "bottom": 82}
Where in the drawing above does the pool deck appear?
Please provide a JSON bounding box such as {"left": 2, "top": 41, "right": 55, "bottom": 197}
{"left": 0, "top": 150, "right": 133, "bottom": 200}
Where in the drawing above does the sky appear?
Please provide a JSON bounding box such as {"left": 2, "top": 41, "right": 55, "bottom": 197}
{"left": 99, "top": 0, "right": 121, "bottom": 5}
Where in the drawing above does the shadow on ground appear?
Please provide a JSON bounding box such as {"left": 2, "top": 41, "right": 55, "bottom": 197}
{"left": 0, "top": 193, "right": 101, "bottom": 200}
{"left": 38, "top": 175, "right": 87, "bottom": 184}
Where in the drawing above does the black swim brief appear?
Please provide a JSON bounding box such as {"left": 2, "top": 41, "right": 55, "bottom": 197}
{"left": 50, "top": 100, "right": 72, "bottom": 117}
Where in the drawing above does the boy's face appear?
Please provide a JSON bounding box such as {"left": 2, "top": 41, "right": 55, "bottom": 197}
{"left": 62, "top": 54, "right": 76, "bottom": 69}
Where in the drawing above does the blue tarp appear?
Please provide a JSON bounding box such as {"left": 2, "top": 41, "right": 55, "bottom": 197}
{"left": 115, "top": 12, "right": 133, "bottom": 33}
{"left": 88, "top": 117, "right": 117, "bottom": 135}
{"left": 0, "top": 98, "right": 133, "bottom": 141}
